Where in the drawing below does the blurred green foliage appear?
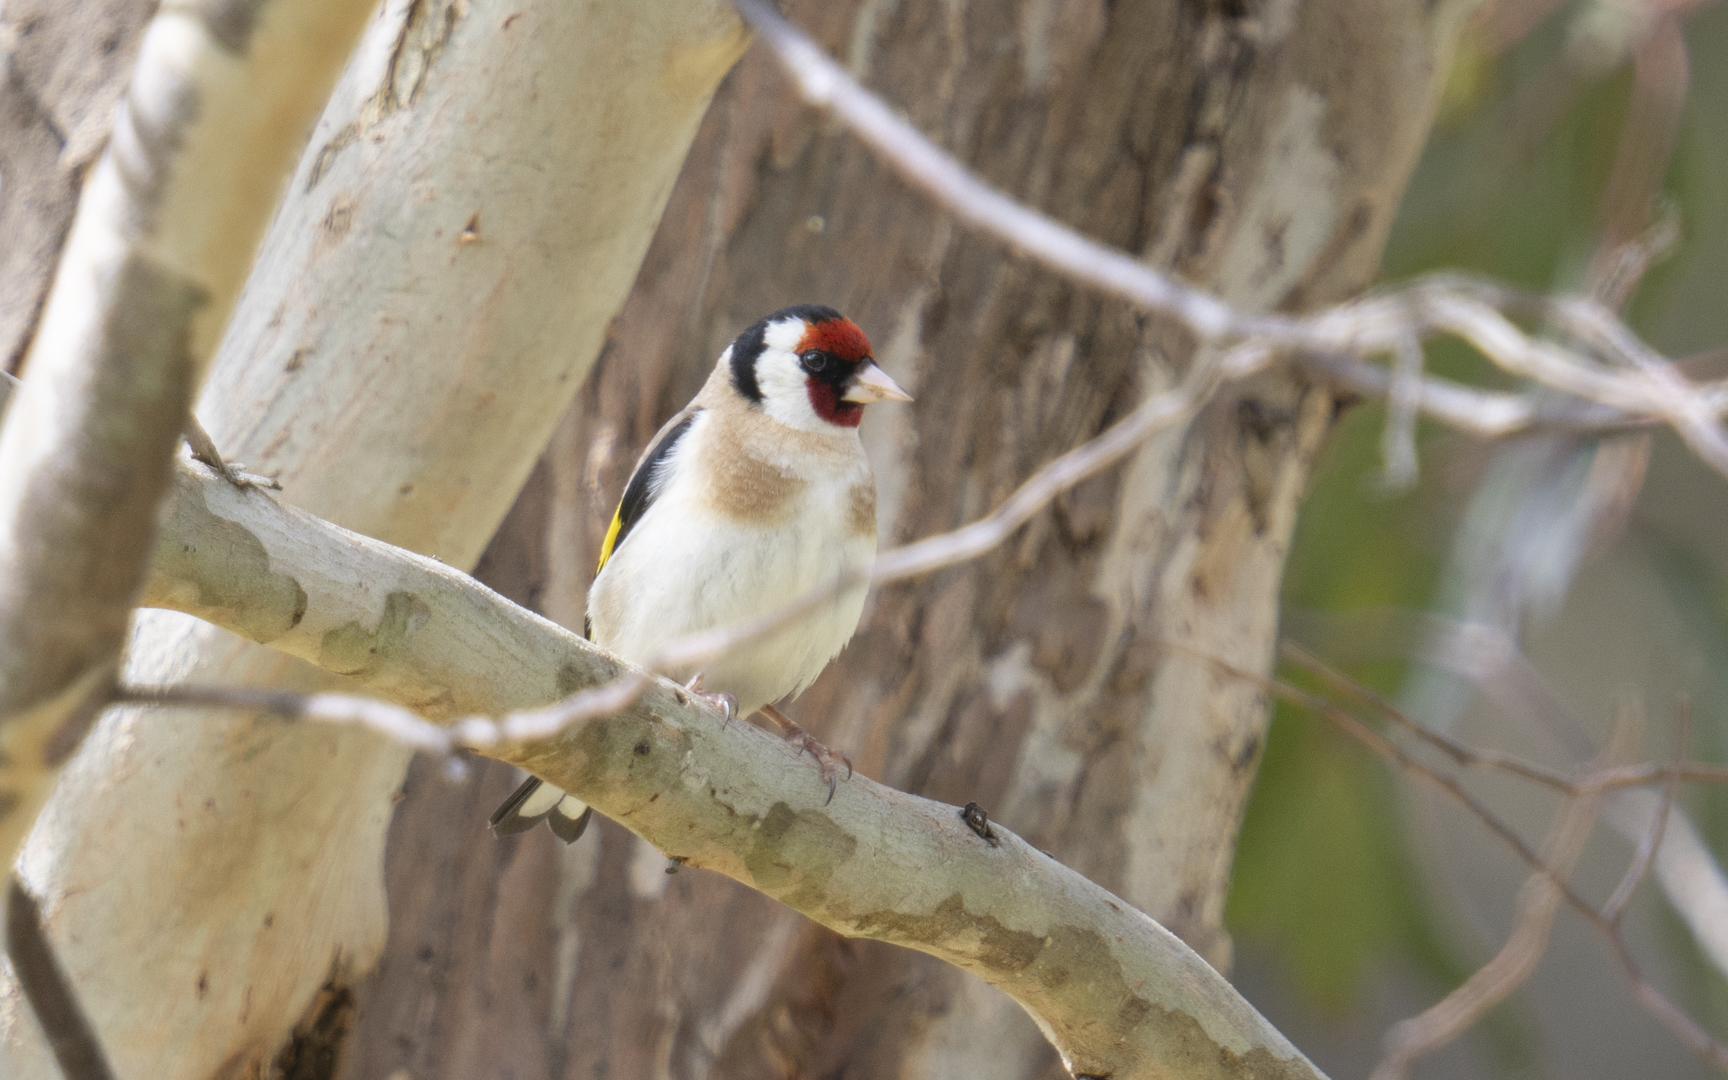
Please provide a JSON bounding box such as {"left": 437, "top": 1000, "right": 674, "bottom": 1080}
{"left": 1227, "top": 0, "right": 1728, "bottom": 1040}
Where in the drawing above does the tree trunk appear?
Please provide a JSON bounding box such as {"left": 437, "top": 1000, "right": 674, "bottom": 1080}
{"left": 0, "top": 1, "right": 743, "bottom": 1075}
{"left": 342, "top": 2, "right": 1468, "bottom": 1077}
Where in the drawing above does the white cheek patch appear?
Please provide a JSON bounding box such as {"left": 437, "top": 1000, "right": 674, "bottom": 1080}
{"left": 755, "top": 318, "right": 826, "bottom": 432}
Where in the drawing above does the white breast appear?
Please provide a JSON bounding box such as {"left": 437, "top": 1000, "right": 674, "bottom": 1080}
{"left": 587, "top": 411, "right": 875, "bottom": 718}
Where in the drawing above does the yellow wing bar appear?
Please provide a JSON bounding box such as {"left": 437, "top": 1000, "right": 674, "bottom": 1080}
{"left": 596, "top": 501, "right": 625, "bottom": 574}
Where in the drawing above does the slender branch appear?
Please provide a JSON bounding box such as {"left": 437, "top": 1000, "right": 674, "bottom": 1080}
{"left": 1280, "top": 642, "right": 1728, "bottom": 794}
{"left": 113, "top": 684, "right": 455, "bottom": 753}
{"left": 874, "top": 342, "right": 1264, "bottom": 582}
{"left": 1371, "top": 778, "right": 1606, "bottom": 1080}
{"left": 114, "top": 671, "right": 666, "bottom": 755}
{"left": 1292, "top": 350, "right": 1659, "bottom": 438}
{"left": 1369, "top": 696, "right": 1642, "bottom": 1080}
{"left": 1156, "top": 638, "right": 1728, "bottom": 1072}
{"left": 1602, "top": 701, "right": 1688, "bottom": 924}
{"left": 1586, "top": 761, "right": 1728, "bottom": 791}
{"left": 1279, "top": 641, "right": 1586, "bottom": 793}
{"left": 1378, "top": 333, "right": 1425, "bottom": 490}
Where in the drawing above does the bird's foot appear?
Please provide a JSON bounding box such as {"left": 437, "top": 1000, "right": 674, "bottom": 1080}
{"left": 761, "top": 704, "right": 852, "bottom": 805}
{"left": 683, "top": 673, "right": 736, "bottom": 721}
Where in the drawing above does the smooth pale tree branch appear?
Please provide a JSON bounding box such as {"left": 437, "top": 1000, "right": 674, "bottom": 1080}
{"left": 120, "top": 671, "right": 1325, "bottom": 1080}
{"left": 130, "top": 449, "right": 1728, "bottom": 1075}
{"left": 134, "top": 462, "right": 1325, "bottom": 1080}
{"left": 131, "top": 402, "right": 1728, "bottom": 1076}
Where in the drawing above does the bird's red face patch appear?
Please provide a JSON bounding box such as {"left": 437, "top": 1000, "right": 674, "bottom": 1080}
{"left": 800, "top": 316, "right": 872, "bottom": 427}
{"left": 797, "top": 318, "right": 872, "bottom": 363}
{"left": 806, "top": 381, "right": 863, "bottom": 427}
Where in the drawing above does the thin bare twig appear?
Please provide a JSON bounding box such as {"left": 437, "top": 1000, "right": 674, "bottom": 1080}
{"left": 1373, "top": 785, "right": 1604, "bottom": 1080}
{"left": 114, "top": 685, "right": 455, "bottom": 752}
{"left": 1279, "top": 640, "right": 1584, "bottom": 793}
{"left": 731, "top": 0, "right": 1728, "bottom": 480}
{"left": 1585, "top": 761, "right": 1728, "bottom": 791}
{"left": 1157, "top": 637, "right": 1728, "bottom": 1072}
{"left": 1369, "top": 696, "right": 1641, "bottom": 1080}
{"left": 873, "top": 342, "right": 1267, "bottom": 583}
{"left": 114, "top": 674, "right": 668, "bottom": 756}
{"left": 1294, "top": 349, "right": 1654, "bottom": 438}
{"left": 1603, "top": 700, "right": 1689, "bottom": 923}
{"left": 1280, "top": 642, "right": 1728, "bottom": 802}
{"left": 1378, "top": 332, "right": 1425, "bottom": 491}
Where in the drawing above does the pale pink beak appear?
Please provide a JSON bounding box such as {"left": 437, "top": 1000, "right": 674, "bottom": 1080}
{"left": 842, "top": 362, "right": 913, "bottom": 404}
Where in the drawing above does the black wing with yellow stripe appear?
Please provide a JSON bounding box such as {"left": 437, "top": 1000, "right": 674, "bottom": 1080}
{"left": 595, "top": 410, "right": 699, "bottom": 577}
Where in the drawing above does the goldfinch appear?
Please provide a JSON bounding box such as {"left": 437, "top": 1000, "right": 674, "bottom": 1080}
{"left": 491, "top": 305, "right": 912, "bottom": 842}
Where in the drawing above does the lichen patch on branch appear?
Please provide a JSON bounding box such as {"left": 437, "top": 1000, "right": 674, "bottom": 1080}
{"left": 742, "top": 802, "right": 858, "bottom": 912}
{"left": 149, "top": 471, "right": 309, "bottom": 644}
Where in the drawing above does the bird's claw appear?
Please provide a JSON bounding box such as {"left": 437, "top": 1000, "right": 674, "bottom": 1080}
{"left": 701, "top": 691, "right": 737, "bottom": 721}
{"left": 789, "top": 731, "right": 852, "bottom": 805}
{"left": 758, "top": 704, "right": 852, "bottom": 805}
{"left": 683, "top": 673, "right": 735, "bottom": 721}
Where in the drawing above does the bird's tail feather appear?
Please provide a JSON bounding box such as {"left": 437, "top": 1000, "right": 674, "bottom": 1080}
{"left": 489, "top": 776, "right": 593, "bottom": 844}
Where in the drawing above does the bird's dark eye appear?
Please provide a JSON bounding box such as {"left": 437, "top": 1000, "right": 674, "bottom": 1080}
{"left": 800, "top": 349, "right": 830, "bottom": 374}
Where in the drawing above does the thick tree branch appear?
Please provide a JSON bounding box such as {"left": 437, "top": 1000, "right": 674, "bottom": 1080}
{"left": 135, "top": 459, "right": 1324, "bottom": 1080}
{"left": 133, "top": 452, "right": 1728, "bottom": 1074}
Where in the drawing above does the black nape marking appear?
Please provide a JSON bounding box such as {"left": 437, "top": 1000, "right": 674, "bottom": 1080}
{"left": 728, "top": 304, "right": 845, "bottom": 404}
{"left": 611, "top": 412, "right": 698, "bottom": 559}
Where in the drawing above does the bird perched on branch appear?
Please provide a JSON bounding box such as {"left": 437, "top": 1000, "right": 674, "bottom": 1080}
{"left": 491, "top": 305, "right": 912, "bottom": 842}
